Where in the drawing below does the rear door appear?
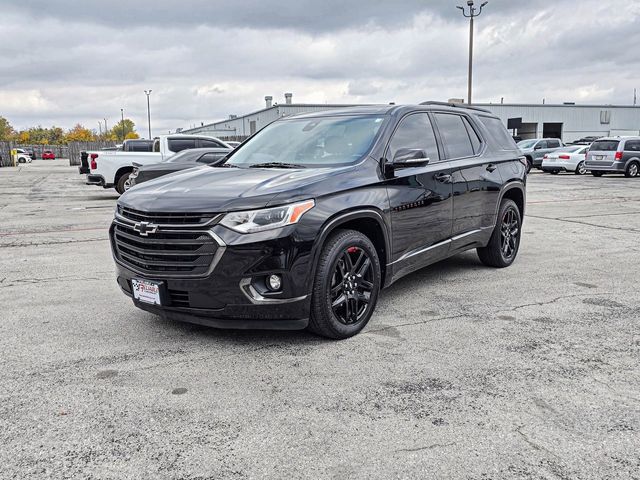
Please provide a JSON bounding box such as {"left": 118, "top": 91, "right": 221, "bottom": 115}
{"left": 622, "top": 140, "right": 640, "bottom": 164}
{"left": 434, "top": 112, "right": 503, "bottom": 238}
{"left": 385, "top": 112, "right": 453, "bottom": 278}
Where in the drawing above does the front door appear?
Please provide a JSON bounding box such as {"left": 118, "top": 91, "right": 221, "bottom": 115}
{"left": 385, "top": 112, "right": 453, "bottom": 279}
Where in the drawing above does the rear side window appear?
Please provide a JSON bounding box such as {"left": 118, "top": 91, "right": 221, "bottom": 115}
{"left": 591, "top": 140, "right": 620, "bottom": 151}
{"left": 200, "top": 139, "right": 225, "bottom": 148}
{"left": 548, "top": 139, "right": 561, "bottom": 148}
{"left": 433, "top": 113, "right": 475, "bottom": 159}
{"left": 463, "top": 117, "right": 483, "bottom": 154}
{"left": 624, "top": 140, "right": 640, "bottom": 152}
{"left": 168, "top": 139, "right": 197, "bottom": 152}
{"left": 388, "top": 113, "right": 440, "bottom": 162}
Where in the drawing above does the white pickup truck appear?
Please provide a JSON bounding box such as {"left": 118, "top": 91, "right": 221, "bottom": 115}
{"left": 86, "top": 134, "right": 230, "bottom": 193}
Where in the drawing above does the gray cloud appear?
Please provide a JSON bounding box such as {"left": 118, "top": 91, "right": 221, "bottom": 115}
{"left": 1, "top": 0, "right": 638, "bottom": 133}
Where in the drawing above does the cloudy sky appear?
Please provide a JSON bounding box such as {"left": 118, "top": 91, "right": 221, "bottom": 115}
{"left": 2, "top": 0, "right": 639, "bottom": 135}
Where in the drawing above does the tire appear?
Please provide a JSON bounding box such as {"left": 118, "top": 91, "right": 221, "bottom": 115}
{"left": 308, "top": 229, "right": 381, "bottom": 339}
{"left": 116, "top": 172, "right": 132, "bottom": 194}
{"left": 625, "top": 161, "right": 639, "bottom": 178}
{"left": 525, "top": 157, "right": 532, "bottom": 174}
{"left": 550, "top": 170, "right": 559, "bottom": 175}
{"left": 575, "top": 161, "right": 587, "bottom": 175}
{"left": 477, "top": 199, "right": 522, "bottom": 268}
{"left": 591, "top": 171, "right": 603, "bottom": 177}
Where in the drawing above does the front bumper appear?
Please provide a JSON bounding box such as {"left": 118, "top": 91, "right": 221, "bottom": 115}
{"left": 110, "top": 218, "right": 315, "bottom": 331}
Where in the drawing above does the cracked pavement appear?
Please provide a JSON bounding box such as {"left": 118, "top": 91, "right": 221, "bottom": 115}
{"left": 1, "top": 160, "right": 639, "bottom": 479}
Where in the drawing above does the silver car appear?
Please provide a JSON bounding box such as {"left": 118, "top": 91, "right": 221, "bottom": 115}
{"left": 541, "top": 145, "right": 589, "bottom": 175}
{"left": 517, "top": 138, "right": 565, "bottom": 172}
{"left": 585, "top": 137, "right": 640, "bottom": 178}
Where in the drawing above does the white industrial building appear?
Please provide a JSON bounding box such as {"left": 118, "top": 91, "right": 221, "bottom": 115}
{"left": 182, "top": 93, "right": 640, "bottom": 143}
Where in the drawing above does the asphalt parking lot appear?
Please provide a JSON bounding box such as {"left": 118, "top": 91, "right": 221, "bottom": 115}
{"left": 1, "top": 159, "right": 639, "bottom": 479}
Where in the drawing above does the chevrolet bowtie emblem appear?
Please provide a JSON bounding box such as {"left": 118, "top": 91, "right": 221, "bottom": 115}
{"left": 133, "top": 221, "right": 158, "bottom": 236}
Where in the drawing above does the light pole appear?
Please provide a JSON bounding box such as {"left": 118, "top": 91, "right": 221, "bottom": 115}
{"left": 120, "top": 108, "right": 125, "bottom": 142}
{"left": 144, "top": 90, "right": 152, "bottom": 139}
{"left": 457, "top": 1, "right": 488, "bottom": 105}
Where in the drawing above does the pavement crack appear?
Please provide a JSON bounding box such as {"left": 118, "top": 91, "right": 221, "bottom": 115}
{"left": 526, "top": 214, "right": 640, "bottom": 234}
{"left": 394, "top": 442, "right": 456, "bottom": 453}
{"left": 505, "top": 292, "right": 614, "bottom": 313}
{"left": 515, "top": 425, "right": 560, "bottom": 460}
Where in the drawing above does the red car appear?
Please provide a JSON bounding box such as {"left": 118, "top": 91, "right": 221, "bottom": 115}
{"left": 42, "top": 150, "right": 55, "bottom": 160}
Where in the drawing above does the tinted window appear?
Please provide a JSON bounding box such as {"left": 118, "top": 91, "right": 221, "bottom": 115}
{"left": 548, "top": 139, "right": 561, "bottom": 148}
{"left": 591, "top": 140, "right": 620, "bottom": 151}
{"left": 624, "top": 140, "right": 640, "bottom": 152}
{"left": 388, "top": 113, "right": 440, "bottom": 162}
{"left": 479, "top": 117, "right": 518, "bottom": 150}
{"left": 197, "top": 152, "right": 227, "bottom": 164}
{"left": 434, "top": 113, "right": 475, "bottom": 159}
{"left": 463, "top": 117, "right": 483, "bottom": 154}
{"left": 168, "top": 139, "right": 197, "bottom": 152}
{"left": 200, "top": 139, "right": 224, "bottom": 148}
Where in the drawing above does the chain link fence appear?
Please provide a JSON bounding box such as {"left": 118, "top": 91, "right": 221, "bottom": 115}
{"left": 0, "top": 141, "right": 116, "bottom": 167}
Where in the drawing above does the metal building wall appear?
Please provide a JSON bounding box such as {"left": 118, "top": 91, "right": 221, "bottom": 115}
{"left": 477, "top": 104, "right": 640, "bottom": 142}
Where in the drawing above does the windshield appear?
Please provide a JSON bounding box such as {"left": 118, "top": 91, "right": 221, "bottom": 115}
{"left": 226, "top": 115, "right": 385, "bottom": 168}
{"left": 517, "top": 140, "right": 537, "bottom": 149}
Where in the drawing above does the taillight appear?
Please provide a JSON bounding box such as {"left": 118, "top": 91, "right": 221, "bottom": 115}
{"left": 543, "top": 154, "right": 548, "bottom": 159}
{"left": 615, "top": 151, "right": 623, "bottom": 161}
{"left": 559, "top": 155, "right": 571, "bottom": 160}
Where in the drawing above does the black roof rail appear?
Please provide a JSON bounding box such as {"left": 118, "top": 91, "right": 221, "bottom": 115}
{"left": 419, "top": 101, "right": 492, "bottom": 114}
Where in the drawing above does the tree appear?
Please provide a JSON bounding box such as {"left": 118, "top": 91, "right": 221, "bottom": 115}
{"left": 64, "top": 124, "right": 96, "bottom": 142}
{"left": 109, "top": 118, "right": 137, "bottom": 142}
{"left": 18, "top": 131, "right": 30, "bottom": 144}
{"left": 0, "top": 116, "right": 16, "bottom": 141}
{"left": 125, "top": 131, "right": 140, "bottom": 140}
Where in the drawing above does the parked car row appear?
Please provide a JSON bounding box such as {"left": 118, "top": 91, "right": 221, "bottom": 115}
{"left": 520, "top": 136, "right": 640, "bottom": 178}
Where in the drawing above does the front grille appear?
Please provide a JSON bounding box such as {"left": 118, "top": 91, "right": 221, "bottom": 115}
{"left": 112, "top": 222, "right": 220, "bottom": 277}
{"left": 119, "top": 206, "right": 219, "bottom": 226}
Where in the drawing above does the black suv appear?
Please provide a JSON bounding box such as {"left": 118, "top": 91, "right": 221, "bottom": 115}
{"left": 110, "top": 103, "right": 526, "bottom": 339}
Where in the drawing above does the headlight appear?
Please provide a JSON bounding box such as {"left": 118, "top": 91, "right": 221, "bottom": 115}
{"left": 220, "top": 199, "right": 315, "bottom": 234}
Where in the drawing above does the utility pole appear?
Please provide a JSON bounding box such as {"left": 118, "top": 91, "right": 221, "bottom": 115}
{"left": 120, "top": 108, "right": 125, "bottom": 142}
{"left": 98, "top": 121, "right": 102, "bottom": 137}
{"left": 104, "top": 118, "right": 108, "bottom": 134}
{"left": 457, "top": 1, "right": 488, "bottom": 105}
{"left": 144, "top": 90, "right": 152, "bottom": 139}
{"left": 634, "top": 88, "right": 637, "bottom": 106}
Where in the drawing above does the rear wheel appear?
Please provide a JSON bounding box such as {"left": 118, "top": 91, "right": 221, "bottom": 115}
{"left": 525, "top": 157, "right": 533, "bottom": 174}
{"left": 477, "top": 199, "right": 522, "bottom": 268}
{"left": 308, "top": 229, "right": 381, "bottom": 339}
{"left": 625, "top": 161, "right": 639, "bottom": 178}
{"left": 575, "top": 161, "right": 587, "bottom": 175}
{"left": 116, "top": 172, "right": 132, "bottom": 194}
{"left": 550, "top": 170, "right": 559, "bottom": 175}
{"left": 591, "top": 171, "right": 603, "bottom": 177}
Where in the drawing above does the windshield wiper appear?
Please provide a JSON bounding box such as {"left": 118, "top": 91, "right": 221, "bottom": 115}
{"left": 217, "top": 163, "right": 240, "bottom": 168}
{"left": 248, "top": 162, "right": 306, "bottom": 169}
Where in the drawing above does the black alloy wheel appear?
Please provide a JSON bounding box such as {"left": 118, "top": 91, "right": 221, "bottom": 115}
{"left": 330, "top": 246, "right": 375, "bottom": 325}
{"left": 477, "top": 198, "right": 522, "bottom": 268}
{"left": 308, "top": 229, "right": 381, "bottom": 339}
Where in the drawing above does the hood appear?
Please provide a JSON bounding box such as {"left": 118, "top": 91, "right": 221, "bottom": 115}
{"left": 119, "top": 165, "right": 349, "bottom": 213}
{"left": 137, "top": 161, "right": 189, "bottom": 172}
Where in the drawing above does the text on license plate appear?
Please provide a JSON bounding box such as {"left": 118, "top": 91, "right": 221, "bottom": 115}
{"left": 131, "top": 279, "right": 161, "bottom": 305}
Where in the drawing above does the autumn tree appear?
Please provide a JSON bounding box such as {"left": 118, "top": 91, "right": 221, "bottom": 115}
{"left": 64, "top": 124, "right": 96, "bottom": 142}
{"left": 109, "top": 119, "right": 137, "bottom": 142}
{"left": 0, "top": 116, "right": 16, "bottom": 141}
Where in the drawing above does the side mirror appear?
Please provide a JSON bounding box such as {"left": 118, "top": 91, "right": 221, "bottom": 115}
{"left": 391, "top": 148, "right": 430, "bottom": 168}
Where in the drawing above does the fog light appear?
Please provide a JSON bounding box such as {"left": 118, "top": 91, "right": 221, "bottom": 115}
{"left": 267, "top": 274, "right": 282, "bottom": 291}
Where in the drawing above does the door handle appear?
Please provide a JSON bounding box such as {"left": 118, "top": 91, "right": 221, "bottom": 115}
{"left": 486, "top": 164, "right": 497, "bottom": 173}
{"left": 434, "top": 172, "right": 451, "bottom": 183}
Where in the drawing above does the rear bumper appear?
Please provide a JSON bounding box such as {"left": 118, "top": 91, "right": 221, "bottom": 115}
{"left": 86, "top": 174, "right": 106, "bottom": 186}
{"left": 585, "top": 161, "right": 624, "bottom": 172}
{"left": 541, "top": 160, "right": 578, "bottom": 172}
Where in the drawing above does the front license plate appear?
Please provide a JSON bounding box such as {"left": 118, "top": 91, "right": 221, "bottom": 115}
{"left": 131, "top": 279, "right": 162, "bottom": 305}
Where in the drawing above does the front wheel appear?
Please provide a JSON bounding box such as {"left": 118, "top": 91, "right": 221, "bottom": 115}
{"left": 550, "top": 170, "right": 559, "bottom": 175}
{"left": 477, "top": 199, "right": 522, "bottom": 268}
{"left": 308, "top": 229, "right": 381, "bottom": 339}
{"left": 575, "top": 161, "right": 587, "bottom": 175}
